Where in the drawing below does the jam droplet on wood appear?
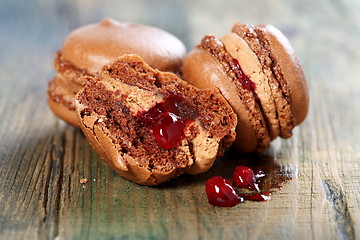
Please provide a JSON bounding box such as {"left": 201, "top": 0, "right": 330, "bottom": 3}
{"left": 232, "top": 166, "right": 258, "bottom": 191}
{"left": 205, "top": 176, "right": 241, "bottom": 207}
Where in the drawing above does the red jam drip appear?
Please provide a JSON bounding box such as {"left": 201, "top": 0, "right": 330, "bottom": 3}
{"left": 239, "top": 192, "right": 271, "bottom": 201}
{"left": 231, "top": 59, "right": 256, "bottom": 91}
{"left": 137, "top": 94, "right": 198, "bottom": 149}
{"left": 231, "top": 59, "right": 260, "bottom": 102}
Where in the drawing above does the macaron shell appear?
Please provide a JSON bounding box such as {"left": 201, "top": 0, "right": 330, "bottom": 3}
{"left": 221, "top": 32, "right": 280, "bottom": 140}
{"left": 47, "top": 76, "right": 81, "bottom": 127}
{"left": 182, "top": 47, "right": 258, "bottom": 153}
{"left": 62, "top": 18, "right": 186, "bottom": 74}
{"left": 48, "top": 95, "right": 79, "bottom": 127}
{"left": 258, "top": 25, "right": 309, "bottom": 126}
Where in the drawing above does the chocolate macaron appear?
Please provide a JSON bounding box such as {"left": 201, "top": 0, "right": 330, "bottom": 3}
{"left": 75, "top": 54, "right": 237, "bottom": 185}
{"left": 182, "top": 23, "right": 309, "bottom": 153}
{"left": 48, "top": 18, "right": 186, "bottom": 127}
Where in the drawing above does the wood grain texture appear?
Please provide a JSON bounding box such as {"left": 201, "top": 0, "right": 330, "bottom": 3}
{"left": 1, "top": 0, "right": 360, "bottom": 239}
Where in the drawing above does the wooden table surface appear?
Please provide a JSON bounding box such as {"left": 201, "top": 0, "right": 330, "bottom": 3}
{"left": 1, "top": 0, "right": 360, "bottom": 239}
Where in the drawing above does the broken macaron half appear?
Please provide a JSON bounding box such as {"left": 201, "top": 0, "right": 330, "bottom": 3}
{"left": 75, "top": 54, "right": 237, "bottom": 185}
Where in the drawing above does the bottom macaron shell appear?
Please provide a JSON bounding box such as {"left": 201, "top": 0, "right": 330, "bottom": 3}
{"left": 47, "top": 77, "right": 81, "bottom": 127}
{"left": 48, "top": 96, "right": 79, "bottom": 127}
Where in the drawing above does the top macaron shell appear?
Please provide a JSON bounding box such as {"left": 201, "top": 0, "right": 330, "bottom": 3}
{"left": 48, "top": 18, "right": 187, "bottom": 128}
{"left": 61, "top": 18, "right": 187, "bottom": 74}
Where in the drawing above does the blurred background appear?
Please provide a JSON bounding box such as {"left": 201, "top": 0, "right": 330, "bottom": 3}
{"left": 1, "top": 0, "right": 359, "bottom": 87}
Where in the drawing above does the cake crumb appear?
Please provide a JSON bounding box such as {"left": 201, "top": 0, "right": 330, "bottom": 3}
{"left": 80, "top": 178, "right": 88, "bottom": 184}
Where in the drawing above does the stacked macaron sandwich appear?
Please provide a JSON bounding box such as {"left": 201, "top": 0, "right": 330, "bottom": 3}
{"left": 182, "top": 23, "right": 309, "bottom": 153}
{"left": 47, "top": 18, "right": 308, "bottom": 185}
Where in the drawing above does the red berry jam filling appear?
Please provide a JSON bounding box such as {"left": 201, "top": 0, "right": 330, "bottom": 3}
{"left": 205, "top": 176, "right": 242, "bottom": 207}
{"left": 230, "top": 58, "right": 260, "bottom": 102}
{"left": 231, "top": 59, "right": 256, "bottom": 92}
{"left": 137, "top": 94, "right": 198, "bottom": 149}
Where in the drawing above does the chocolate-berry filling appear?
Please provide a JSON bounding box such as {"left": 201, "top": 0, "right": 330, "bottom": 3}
{"left": 200, "top": 35, "right": 259, "bottom": 101}
{"left": 199, "top": 35, "right": 269, "bottom": 151}
{"left": 233, "top": 25, "right": 294, "bottom": 137}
